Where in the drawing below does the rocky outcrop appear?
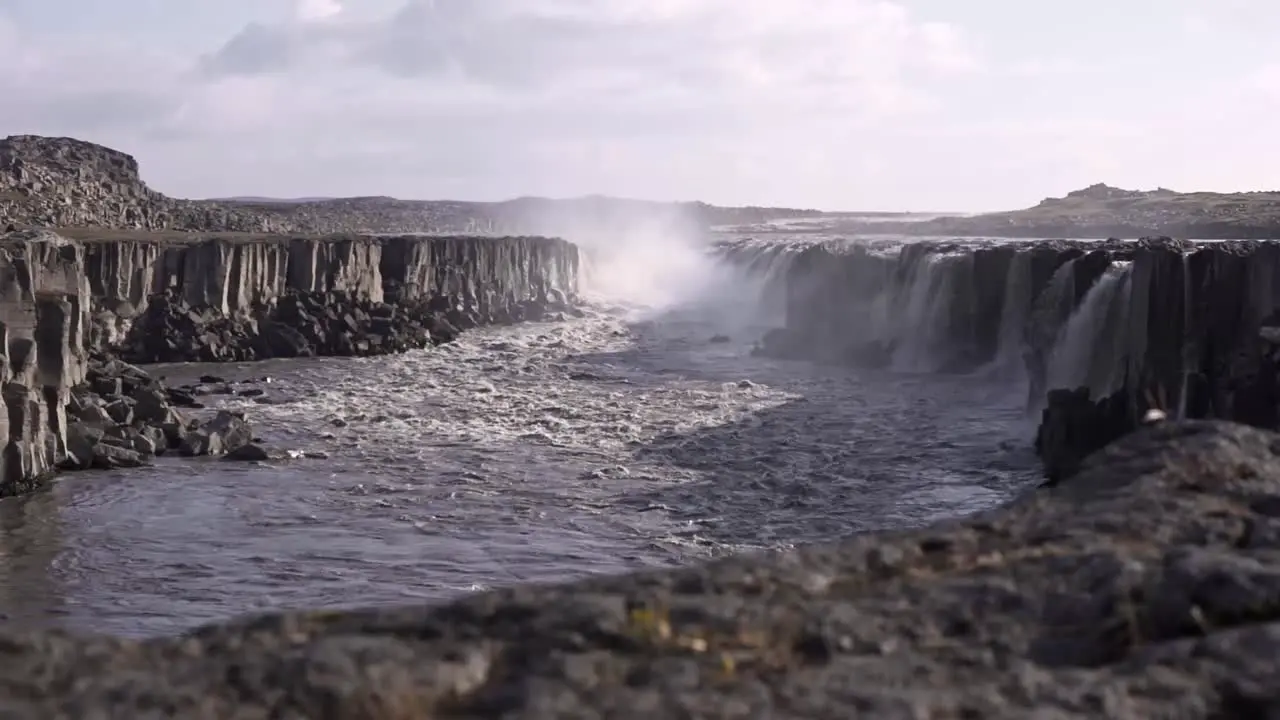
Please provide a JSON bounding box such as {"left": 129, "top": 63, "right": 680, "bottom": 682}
{"left": 0, "top": 229, "right": 579, "bottom": 495}
{"left": 1, "top": 135, "right": 823, "bottom": 235}
{"left": 0, "top": 235, "right": 259, "bottom": 494}
{"left": 726, "top": 236, "right": 1280, "bottom": 480}
{"left": 0, "top": 419, "right": 1275, "bottom": 717}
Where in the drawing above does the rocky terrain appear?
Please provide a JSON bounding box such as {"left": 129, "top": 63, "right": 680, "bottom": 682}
{"left": 0, "top": 419, "right": 1272, "bottom": 718}
{"left": 832, "top": 183, "right": 1280, "bottom": 239}
{"left": 0, "top": 135, "right": 824, "bottom": 235}
{"left": 0, "top": 227, "right": 579, "bottom": 496}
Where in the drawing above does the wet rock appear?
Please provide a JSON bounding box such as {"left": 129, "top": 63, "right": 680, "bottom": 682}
{"left": 179, "top": 410, "right": 253, "bottom": 457}
{"left": 62, "top": 422, "right": 102, "bottom": 470}
{"left": 1036, "top": 387, "right": 1134, "bottom": 486}
{"left": 90, "top": 441, "right": 146, "bottom": 469}
{"left": 223, "top": 443, "right": 270, "bottom": 462}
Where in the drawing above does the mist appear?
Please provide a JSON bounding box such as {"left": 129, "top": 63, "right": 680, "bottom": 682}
{"left": 516, "top": 205, "right": 775, "bottom": 331}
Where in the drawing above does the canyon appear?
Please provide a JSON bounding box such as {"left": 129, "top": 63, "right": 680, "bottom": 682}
{"left": 2, "top": 133, "right": 1280, "bottom": 717}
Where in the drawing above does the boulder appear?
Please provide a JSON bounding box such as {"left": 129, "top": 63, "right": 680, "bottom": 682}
{"left": 179, "top": 411, "right": 253, "bottom": 457}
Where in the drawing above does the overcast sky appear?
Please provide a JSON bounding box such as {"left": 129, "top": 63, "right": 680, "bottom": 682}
{"left": 2, "top": 0, "right": 1277, "bottom": 210}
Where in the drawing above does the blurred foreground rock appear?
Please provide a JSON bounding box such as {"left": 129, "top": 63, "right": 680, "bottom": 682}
{"left": 3, "top": 420, "right": 1279, "bottom": 718}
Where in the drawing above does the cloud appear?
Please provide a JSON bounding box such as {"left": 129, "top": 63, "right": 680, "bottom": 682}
{"left": 296, "top": 0, "right": 342, "bottom": 22}
{"left": 0, "top": 1, "right": 1276, "bottom": 209}
{"left": 0, "top": 1, "right": 988, "bottom": 205}
{"left": 202, "top": 0, "right": 980, "bottom": 105}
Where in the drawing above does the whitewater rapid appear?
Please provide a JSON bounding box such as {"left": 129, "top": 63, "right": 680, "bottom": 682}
{"left": 0, "top": 237, "right": 1043, "bottom": 637}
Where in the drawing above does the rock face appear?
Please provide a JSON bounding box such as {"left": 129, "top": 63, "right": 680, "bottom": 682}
{"left": 0, "top": 229, "right": 579, "bottom": 495}
{"left": 724, "top": 236, "right": 1280, "bottom": 480}
{"left": 71, "top": 231, "right": 579, "bottom": 363}
{"left": 0, "top": 420, "right": 1276, "bottom": 718}
{"left": 0, "top": 236, "right": 91, "bottom": 493}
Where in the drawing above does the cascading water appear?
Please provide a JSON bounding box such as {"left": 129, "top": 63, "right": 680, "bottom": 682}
{"left": 888, "top": 253, "right": 973, "bottom": 373}
{"left": 710, "top": 238, "right": 813, "bottom": 328}
{"left": 1045, "top": 261, "right": 1133, "bottom": 400}
{"left": 1177, "top": 251, "right": 1192, "bottom": 419}
{"left": 987, "top": 251, "right": 1034, "bottom": 379}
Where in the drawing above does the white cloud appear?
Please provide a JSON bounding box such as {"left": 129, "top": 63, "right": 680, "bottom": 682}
{"left": 0, "top": 1, "right": 1277, "bottom": 209}
{"left": 295, "top": 0, "right": 342, "bottom": 22}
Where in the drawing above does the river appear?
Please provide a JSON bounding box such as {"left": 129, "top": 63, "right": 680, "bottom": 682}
{"left": 0, "top": 235, "right": 1041, "bottom": 637}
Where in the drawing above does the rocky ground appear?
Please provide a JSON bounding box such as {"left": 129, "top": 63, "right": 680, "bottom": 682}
{"left": 116, "top": 286, "right": 574, "bottom": 364}
{"left": 1, "top": 135, "right": 822, "bottom": 235}
{"left": 0, "top": 419, "right": 1272, "bottom": 718}
{"left": 30, "top": 355, "right": 262, "bottom": 490}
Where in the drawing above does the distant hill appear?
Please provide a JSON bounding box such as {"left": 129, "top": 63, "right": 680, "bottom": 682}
{"left": 7, "top": 136, "right": 1273, "bottom": 239}
{"left": 836, "top": 182, "right": 1280, "bottom": 239}
{"left": 0, "top": 135, "right": 835, "bottom": 236}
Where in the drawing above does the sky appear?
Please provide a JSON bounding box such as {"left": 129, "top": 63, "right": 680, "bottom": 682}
{"left": 1, "top": 0, "right": 1278, "bottom": 211}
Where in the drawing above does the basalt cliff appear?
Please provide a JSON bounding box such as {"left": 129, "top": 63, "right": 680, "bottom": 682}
{"left": 0, "top": 134, "right": 583, "bottom": 497}
{"left": 0, "top": 229, "right": 579, "bottom": 496}
{"left": 722, "top": 234, "right": 1280, "bottom": 482}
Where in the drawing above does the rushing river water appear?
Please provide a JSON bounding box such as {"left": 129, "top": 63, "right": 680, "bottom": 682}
{"left": 0, "top": 238, "right": 1041, "bottom": 637}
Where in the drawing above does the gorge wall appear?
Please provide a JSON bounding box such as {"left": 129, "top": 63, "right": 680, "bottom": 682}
{"left": 722, "top": 236, "right": 1280, "bottom": 481}
{"left": 0, "top": 229, "right": 579, "bottom": 495}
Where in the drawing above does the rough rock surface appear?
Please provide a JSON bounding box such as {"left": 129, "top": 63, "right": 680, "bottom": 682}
{"left": 0, "top": 420, "right": 1275, "bottom": 718}
{"left": 1, "top": 135, "right": 821, "bottom": 234}
{"left": 64, "top": 230, "right": 580, "bottom": 363}
{"left": 0, "top": 235, "right": 91, "bottom": 494}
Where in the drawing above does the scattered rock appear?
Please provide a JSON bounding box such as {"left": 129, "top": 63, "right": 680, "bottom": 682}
{"left": 223, "top": 443, "right": 270, "bottom": 462}
{"left": 179, "top": 411, "right": 253, "bottom": 457}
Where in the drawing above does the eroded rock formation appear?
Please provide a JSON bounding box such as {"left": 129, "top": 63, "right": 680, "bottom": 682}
{"left": 725, "top": 236, "right": 1280, "bottom": 480}
{"left": 71, "top": 231, "right": 579, "bottom": 363}
{"left": 0, "top": 229, "right": 579, "bottom": 495}
{"left": 0, "top": 420, "right": 1274, "bottom": 718}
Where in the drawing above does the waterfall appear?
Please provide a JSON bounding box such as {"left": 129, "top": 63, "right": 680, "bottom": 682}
{"left": 710, "top": 238, "right": 811, "bottom": 327}
{"left": 1177, "top": 252, "right": 1192, "bottom": 419}
{"left": 988, "top": 251, "right": 1033, "bottom": 378}
{"left": 1045, "top": 261, "right": 1133, "bottom": 400}
{"left": 889, "top": 253, "right": 971, "bottom": 373}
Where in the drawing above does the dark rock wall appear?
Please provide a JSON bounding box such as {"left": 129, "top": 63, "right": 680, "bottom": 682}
{"left": 0, "top": 230, "right": 579, "bottom": 494}
{"left": 725, "top": 236, "right": 1280, "bottom": 479}
{"left": 0, "top": 234, "right": 92, "bottom": 494}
